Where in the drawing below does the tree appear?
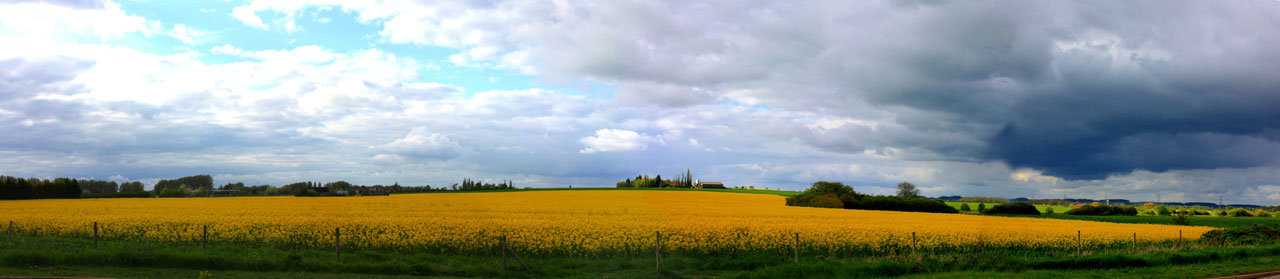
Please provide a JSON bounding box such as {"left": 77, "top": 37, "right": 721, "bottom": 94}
{"left": 896, "top": 182, "right": 920, "bottom": 198}
{"left": 977, "top": 203, "right": 986, "bottom": 211}
{"left": 960, "top": 203, "right": 971, "bottom": 212}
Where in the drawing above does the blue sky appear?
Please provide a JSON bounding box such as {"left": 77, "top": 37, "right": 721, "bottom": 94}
{"left": 2, "top": 0, "right": 1280, "bottom": 204}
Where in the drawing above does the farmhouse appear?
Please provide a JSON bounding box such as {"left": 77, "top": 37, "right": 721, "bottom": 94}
{"left": 697, "top": 182, "right": 726, "bottom": 189}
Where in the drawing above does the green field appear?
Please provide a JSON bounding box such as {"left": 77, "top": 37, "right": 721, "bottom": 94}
{"left": 945, "top": 201, "right": 1072, "bottom": 214}
{"left": 0, "top": 232, "right": 1277, "bottom": 279}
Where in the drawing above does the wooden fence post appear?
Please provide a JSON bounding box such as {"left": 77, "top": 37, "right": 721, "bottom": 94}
{"left": 6, "top": 221, "right": 10, "bottom": 248}
{"left": 202, "top": 225, "right": 208, "bottom": 252}
{"left": 503, "top": 238, "right": 530, "bottom": 272}
{"left": 793, "top": 232, "right": 799, "bottom": 263}
{"left": 501, "top": 235, "right": 508, "bottom": 270}
{"left": 1132, "top": 233, "right": 1136, "bottom": 253}
{"left": 1178, "top": 230, "right": 1182, "bottom": 249}
{"left": 655, "top": 231, "right": 662, "bottom": 275}
{"left": 911, "top": 232, "right": 918, "bottom": 257}
{"left": 93, "top": 222, "right": 99, "bottom": 249}
{"left": 335, "top": 227, "right": 341, "bottom": 262}
{"left": 1076, "top": 230, "right": 1081, "bottom": 257}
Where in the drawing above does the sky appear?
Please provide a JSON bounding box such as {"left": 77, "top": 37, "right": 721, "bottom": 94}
{"left": 1, "top": 0, "right": 1279, "bottom": 204}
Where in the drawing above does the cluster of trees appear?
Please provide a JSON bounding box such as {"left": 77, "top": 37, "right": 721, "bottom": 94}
{"left": 957, "top": 196, "right": 1007, "bottom": 203}
{"left": 616, "top": 170, "right": 696, "bottom": 188}
{"left": 454, "top": 178, "right": 514, "bottom": 191}
{"left": 785, "top": 181, "right": 958, "bottom": 214}
{"left": 153, "top": 175, "right": 213, "bottom": 196}
{"left": 0, "top": 175, "right": 147, "bottom": 200}
{"left": 982, "top": 202, "right": 1041, "bottom": 215}
{"left": 1065, "top": 203, "right": 1139, "bottom": 216}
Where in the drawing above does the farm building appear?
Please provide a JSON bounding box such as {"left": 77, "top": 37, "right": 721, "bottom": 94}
{"left": 697, "top": 182, "right": 726, "bottom": 189}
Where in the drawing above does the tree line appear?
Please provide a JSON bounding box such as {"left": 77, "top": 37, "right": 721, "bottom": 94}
{"left": 0, "top": 175, "right": 146, "bottom": 200}
{"left": 615, "top": 169, "right": 695, "bottom": 188}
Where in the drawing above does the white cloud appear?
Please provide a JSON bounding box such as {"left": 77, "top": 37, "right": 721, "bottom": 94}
{"left": 232, "top": 5, "right": 268, "bottom": 29}
{"left": 579, "top": 129, "right": 652, "bottom": 153}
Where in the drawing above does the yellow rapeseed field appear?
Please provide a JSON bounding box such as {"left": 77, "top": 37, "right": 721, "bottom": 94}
{"left": 0, "top": 190, "right": 1214, "bottom": 256}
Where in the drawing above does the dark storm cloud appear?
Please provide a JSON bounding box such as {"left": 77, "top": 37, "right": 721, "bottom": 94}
{"left": 788, "top": 0, "right": 1280, "bottom": 180}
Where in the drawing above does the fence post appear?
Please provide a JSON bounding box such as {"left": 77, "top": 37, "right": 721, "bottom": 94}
{"left": 94, "top": 222, "right": 99, "bottom": 249}
{"left": 1076, "top": 230, "right": 1080, "bottom": 257}
{"left": 1178, "top": 230, "right": 1182, "bottom": 249}
{"left": 793, "top": 232, "right": 799, "bottom": 263}
{"left": 1132, "top": 233, "right": 1136, "bottom": 253}
{"left": 911, "top": 232, "right": 917, "bottom": 257}
{"left": 202, "top": 225, "right": 208, "bottom": 252}
{"left": 6, "top": 221, "right": 10, "bottom": 249}
{"left": 655, "top": 231, "right": 662, "bottom": 276}
{"left": 502, "top": 235, "right": 508, "bottom": 270}
{"left": 335, "top": 227, "right": 341, "bottom": 262}
{"left": 503, "top": 238, "right": 530, "bottom": 272}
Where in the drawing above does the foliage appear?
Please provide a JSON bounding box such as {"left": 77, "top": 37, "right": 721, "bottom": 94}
{"left": 1200, "top": 225, "right": 1280, "bottom": 245}
{"left": 1155, "top": 205, "right": 1172, "bottom": 216}
{"left": 959, "top": 203, "right": 971, "bottom": 212}
{"left": 1254, "top": 209, "right": 1272, "bottom": 217}
{"left": 82, "top": 192, "right": 154, "bottom": 199}
{"left": 786, "top": 193, "right": 844, "bottom": 208}
{"left": 1172, "top": 211, "right": 1190, "bottom": 226}
{"left": 857, "top": 195, "right": 959, "bottom": 213}
{"left": 1044, "top": 207, "right": 1055, "bottom": 215}
{"left": 895, "top": 181, "right": 919, "bottom": 198}
{"left": 1065, "top": 204, "right": 1139, "bottom": 216}
{"left": 0, "top": 190, "right": 1210, "bottom": 255}
{"left": 614, "top": 170, "right": 696, "bottom": 188}
{"left": 983, "top": 202, "right": 1040, "bottom": 215}
{"left": 1227, "top": 208, "right": 1254, "bottom": 217}
{"left": 119, "top": 181, "right": 145, "bottom": 192}
{"left": 0, "top": 176, "right": 84, "bottom": 200}
{"left": 958, "top": 197, "right": 1008, "bottom": 203}
{"left": 153, "top": 175, "right": 213, "bottom": 194}
{"left": 977, "top": 203, "right": 986, "bottom": 211}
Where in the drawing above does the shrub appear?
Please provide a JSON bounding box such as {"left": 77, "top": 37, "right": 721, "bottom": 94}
{"left": 957, "top": 197, "right": 1007, "bottom": 203}
{"left": 1065, "top": 204, "right": 1138, "bottom": 216}
{"left": 1228, "top": 208, "right": 1254, "bottom": 217}
{"left": 1173, "top": 212, "right": 1191, "bottom": 226}
{"left": 977, "top": 203, "right": 986, "bottom": 211}
{"left": 959, "top": 203, "right": 971, "bottom": 212}
{"left": 1253, "top": 209, "right": 1272, "bottom": 217}
{"left": 83, "top": 192, "right": 153, "bottom": 198}
{"left": 855, "top": 196, "right": 959, "bottom": 213}
{"left": 786, "top": 193, "right": 845, "bottom": 209}
{"left": 983, "top": 202, "right": 1041, "bottom": 215}
{"left": 1155, "top": 205, "right": 1172, "bottom": 216}
{"left": 1201, "top": 225, "right": 1280, "bottom": 245}
{"left": 1044, "top": 207, "right": 1055, "bottom": 215}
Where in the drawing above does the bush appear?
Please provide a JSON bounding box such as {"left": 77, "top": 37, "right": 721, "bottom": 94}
{"left": 1044, "top": 207, "right": 1056, "bottom": 215}
{"left": 1173, "top": 212, "right": 1190, "bottom": 226}
{"left": 1228, "top": 208, "right": 1254, "bottom": 217}
{"left": 855, "top": 196, "right": 958, "bottom": 213}
{"left": 785, "top": 181, "right": 956, "bottom": 214}
{"left": 786, "top": 193, "right": 845, "bottom": 209}
{"left": 83, "top": 192, "right": 153, "bottom": 198}
{"left": 977, "top": 203, "right": 986, "bottom": 211}
{"left": 982, "top": 202, "right": 1040, "bottom": 215}
{"left": 1254, "top": 209, "right": 1272, "bottom": 217}
{"left": 1201, "top": 225, "right": 1280, "bottom": 245}
{"left": 959, "top": 203, "right": 971, "bottom": 212}
{"left": 1065, "top": 204, "right": 1138, "bottom": 216}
